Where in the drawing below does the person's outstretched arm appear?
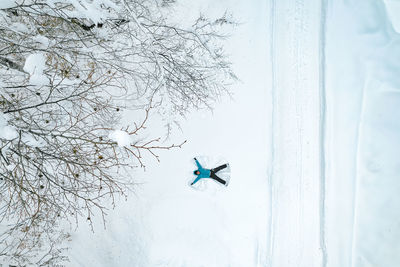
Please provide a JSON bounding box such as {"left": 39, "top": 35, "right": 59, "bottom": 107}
{"left": 194, "top": 157, "right": 202, "bottom": 169}
{"left": 191, "top": 176, "right": 201, "bottom": 185}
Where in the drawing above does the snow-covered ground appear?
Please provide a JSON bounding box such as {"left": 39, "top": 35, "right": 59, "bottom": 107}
{"left": 66, "top": 0, "right": 400, "bottom": 266}
{"left": 68, "top": 0, "right": 271, "bottom": 266}
{"left": 325, "top": 1, "right": 400, "bottom": 266}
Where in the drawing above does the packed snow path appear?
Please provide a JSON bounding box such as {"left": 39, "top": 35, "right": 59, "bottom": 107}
{"left": 268, "top": 0, "right": 326, "bottom": 266}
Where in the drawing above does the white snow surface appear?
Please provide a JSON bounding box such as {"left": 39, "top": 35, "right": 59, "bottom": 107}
{"left": 108, "top": 130, "right": 131, "bottom": 147}
{"left": 32, "top": 35, "right": 50, "bottom": 48}
{"left": 23, "top": 53, "right": 48, "bottom": 86}
{"left": 0, "top": 0, "right": 17, "bottom": 9}
{"left": 325, "top": 1, "right": 400, "bottom": 266}
{"left": 55, "top": 0, "right": 119, "bottom": 23}
{"left": 65, "top": 0, "right": 400, "bottom": 266}
{"left": 0, "top": 112, "right": 17, "bottom": 140}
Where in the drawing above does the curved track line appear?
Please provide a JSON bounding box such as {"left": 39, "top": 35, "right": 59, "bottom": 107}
{"left": 267, "top": 0, "right": 277, "bottom": 265}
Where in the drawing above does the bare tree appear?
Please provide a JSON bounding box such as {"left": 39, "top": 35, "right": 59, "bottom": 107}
{"left": 0, "top": 0, "right": 235, "bottom": 264}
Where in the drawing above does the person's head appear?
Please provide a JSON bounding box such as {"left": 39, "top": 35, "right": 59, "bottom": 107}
{"left": 194, "top": 170, "right": 200, "bottom": 175}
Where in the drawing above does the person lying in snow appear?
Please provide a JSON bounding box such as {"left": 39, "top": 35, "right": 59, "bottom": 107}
{"left": 191, "top": 157, "right": 229, "bottom": 186}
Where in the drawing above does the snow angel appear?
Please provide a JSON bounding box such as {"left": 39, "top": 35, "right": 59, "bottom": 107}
{"left": 192, "top": 157, "right": 229, "bottom": 186}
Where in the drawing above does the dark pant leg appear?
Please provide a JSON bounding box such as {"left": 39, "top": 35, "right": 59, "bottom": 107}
{"left": 211, "top": 164, "right": 228, "bottom": 173}
{"left": 210, "top": 171, "right": 226, "bottom": 185}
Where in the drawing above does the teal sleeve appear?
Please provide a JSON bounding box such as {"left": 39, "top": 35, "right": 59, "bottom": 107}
{"left": 192, "top": 176, "right": 201, "bottom": 185}
{"left": 194, "top": 158, "right": 202, "bottom": 169}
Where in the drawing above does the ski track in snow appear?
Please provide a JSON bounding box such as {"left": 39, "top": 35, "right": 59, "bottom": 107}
{"left": 268, "top": 0, "right": 324, "bottom": 266}
{"left": 318, "top": 0, "right": 328, "bottom": 266}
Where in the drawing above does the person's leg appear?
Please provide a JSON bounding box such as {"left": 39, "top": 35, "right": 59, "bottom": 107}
{"left": 211, "top": 164, "right": 228, "bottom": 173}
{"left": 210, "top": 171, "right": 227, "bottom": 185}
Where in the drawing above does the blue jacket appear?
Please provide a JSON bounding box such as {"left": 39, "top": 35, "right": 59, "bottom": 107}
{"left": 192, "top": 158, "right": 211, "bottom": 185}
